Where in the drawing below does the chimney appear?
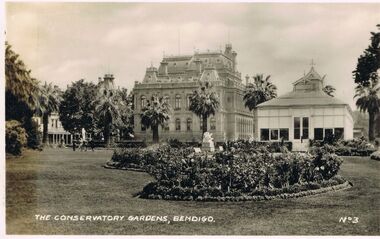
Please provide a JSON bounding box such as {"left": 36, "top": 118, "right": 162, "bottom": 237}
{"left": 194, "top": 58, "right": 202, "bottom": 75}
{"left": 159, "top": 60, "right": 168, "bottom": 76}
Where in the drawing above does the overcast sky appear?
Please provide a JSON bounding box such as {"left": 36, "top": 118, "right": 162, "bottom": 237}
{"left": 5, "top": 2, "right": 380, "bottom": 109}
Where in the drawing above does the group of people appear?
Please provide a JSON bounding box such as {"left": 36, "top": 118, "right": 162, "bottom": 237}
{"left": 72, "top": 138, "right": 95, "bottom": 152}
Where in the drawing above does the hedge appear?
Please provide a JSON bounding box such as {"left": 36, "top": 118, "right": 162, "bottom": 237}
{"left": 6, "top": 120, "right": 27, "bottom": 156}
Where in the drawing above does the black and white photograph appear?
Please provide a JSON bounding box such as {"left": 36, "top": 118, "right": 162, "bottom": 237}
{"left": 3, "top": 1, "right": 380, "bottom": 237}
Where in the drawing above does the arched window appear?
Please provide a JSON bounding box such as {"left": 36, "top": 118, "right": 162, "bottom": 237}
{"left": 141, "top": 96, "right": 147, "bottom": 108}
{"left": 162, "top": 122, "right": 169, "bottom": 131}
{"left": 187, "top": 95, "right": 191, "bottom": 109}
{"left": 210, "top": 117, "right": 216, "bottom": 130}
{"left": 175, "top": 94, "right": 181, "bottom": 110}
{"left": 186, "top": 118, "right": 192, "bottom": 131}
{"left": 163, "top": 95, "right": 170, "bottom": 104}
{"left": 175, "top": 118, "right": 181, "bottom": 131}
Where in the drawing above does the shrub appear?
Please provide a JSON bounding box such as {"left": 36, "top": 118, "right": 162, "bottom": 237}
{"left": 310, "top": 137, "right": 376, "bottom": 156}
{"left": 370, "top": 151, "right": 380, "bottom": 161}
{"left": 136, "top": 144, "right": 345, "bottom": 200}
{"left": 6, "top": 120, "right": 27, "bottom": 155}
{"left": 25, "top": 120, "right": 42, "bottom": 150}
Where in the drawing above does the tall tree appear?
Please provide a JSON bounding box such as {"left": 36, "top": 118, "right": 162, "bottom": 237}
{"left": 243, "top": 74, "right": 277, "bottom": 111}
{"left": 353, "top": 25, "right": 380, "bottom": 141}
{"left": 5, "top": 42, "right": 42, "bottom": 149}
{"left": 59, "top": 79, "right": 98, "bottom": 136}
{"left": 38, "top": 82, "right": 62, "bottom": 144}
{"left": 114, "top": 87, "right": 134, "bottom": 140}
{"left": 323, "top": 85, "right": 336, "bottom": 97}
{"left": 353, "top": 25, "right": 379, "bottom": 87}
{"left": 140, "top": 96, "right": 170, "bottom": 143}
{"left": 95, "top": 83, "right": 121, "bottom": 147}
{"left": 354, "top": 80, "right": 380, "bottom": 141}
{"left": 189, "top": 82, "right": 220, "bottom": 135}
{"left": 5, "top": 42, "right": 40, "bottom": 109}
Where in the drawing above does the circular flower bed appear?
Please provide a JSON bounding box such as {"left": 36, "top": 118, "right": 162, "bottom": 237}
{"left": 106, "top": 143, "right": 351, "bottom": 201}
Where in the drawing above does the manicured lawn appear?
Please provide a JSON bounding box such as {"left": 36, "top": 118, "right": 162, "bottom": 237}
{"left": 6, "top": 149, "right": 380, "bottom": 235}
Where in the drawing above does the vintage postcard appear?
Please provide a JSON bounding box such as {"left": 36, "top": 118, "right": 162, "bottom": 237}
{"left": 3, "top": 1, "right": 380, "bottom": 237}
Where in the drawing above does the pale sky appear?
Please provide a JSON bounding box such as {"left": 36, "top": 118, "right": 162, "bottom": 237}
{"left": 5, "top": 2, "right": 380, "bottom": 109}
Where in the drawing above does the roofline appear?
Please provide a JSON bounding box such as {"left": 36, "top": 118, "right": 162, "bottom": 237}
{"left": 257, "top": 103, "right": 350, "bottom": 108}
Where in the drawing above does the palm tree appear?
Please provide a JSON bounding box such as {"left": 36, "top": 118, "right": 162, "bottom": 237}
{"left": 243, "top": 74, "right": 277, "bottom": 111}
{"left": 323, "top": 85, "right": 336, "bottom": 97}
{"left": 5, "top": 42, "right": 40, "bottom": 118}
{"left": 140, "top": 96, "right": 170, "bottom": 143}
{"left": 354, "top": 80, "right": 380, "bottom": 141}
{"left": 189, "top": 82, "right": 220, "bottom": 135}
{"left": 95, "top": 85, "right": 120, "bottom": 147}
{"left": 114, "top": 87, "right": 134, "bottom": 140}
{"left": 37, "top": 82, "right": 62, "bottom": 145}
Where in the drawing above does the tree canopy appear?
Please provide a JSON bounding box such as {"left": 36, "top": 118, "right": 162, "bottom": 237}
{"left": 243, "top": 74, "right": 277, "bottom": 111}
{"left": 189, "top": 81, "right": 220, "bottom": 134}
{"left": 59, "top": 79, "right": 98, "bottom": 135}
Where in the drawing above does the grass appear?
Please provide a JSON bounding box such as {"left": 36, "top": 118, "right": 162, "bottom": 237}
{"left": 6, "top": 148, "right": 380, "bottom": 235}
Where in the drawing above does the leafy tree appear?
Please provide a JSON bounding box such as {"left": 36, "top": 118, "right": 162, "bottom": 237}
{"left": 5, "top": 42, "right": 40, "bottom": 113}
{"left": 59, "top": 79, "right": 97, "bottom": 135}
{"left": 354, "top": 80, "right": 380, "bottom": 141}
{"left": 140, "top": 96, "right": 171, "bottom": 143}
{"left": 38, "top": 82, "right": 62, "bottom": 144}
{"left": 353, "top": 25, "right": 379, "bottom": 87}
{"left": 116, "top": 87, "right": 134, "bottom": 140}
{"left": 189, "top": 82, "right": 220, "bottom": 135}
{"left": 243, "top": 74, "right": 277, "bottom": 111}
{"left": 95, "top": 82, "right": 122, "bottom": 147}
{"left": 353, "top": 25, "right": 380, "bottom": 141}
{"left": 5, "top": 42, "right": 41, "bottom": 150}
{"left": 323, "top": 85, "right": 336, "bottom": 97}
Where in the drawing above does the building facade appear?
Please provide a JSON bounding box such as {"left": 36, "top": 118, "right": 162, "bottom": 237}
{"left": 34, "top": 112, "right": 73, "bottom": 145}
{"left": 132, "top": 44, "right": 254, "bottom": 142}
{"left": 256, "top": 66, "right": 354, "bottom": 151}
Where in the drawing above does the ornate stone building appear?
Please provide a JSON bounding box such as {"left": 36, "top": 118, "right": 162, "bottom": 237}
{"left": 132, "top": 44, "right": 254, "bottom": 143}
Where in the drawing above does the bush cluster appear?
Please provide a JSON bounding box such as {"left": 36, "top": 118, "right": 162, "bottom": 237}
{"left": 6, "top": 120, "right": 27, "bottom": 155}
{"left": 167, "top": 138, "right": 202, "bottom": 148}
{"left": 370, "top": 151, "right": 380, "bottom": 161}
{"left": 108, "top": 143, "right": 346, "bottom": 201}
{"left": 222, "top": 139, "right": 292, "bottom": 152}
{"left": 310, "top": 137, "right": 376, "bottom": 156}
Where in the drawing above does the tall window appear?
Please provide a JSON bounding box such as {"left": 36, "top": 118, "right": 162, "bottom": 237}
{"left": 210, "top": 118, "right": 216, "bottom": 130}
{"left": 314, "top": 128, "right": 324, "bottom": 140}
{"left": 260, "top": 128, "right": 270, "bottom": 141}
{"left": 186, "top": 95, "right": 191, "bottom": 109}
{"left": 200, "top": 119, "right": 203, "bottom": 130}
{"left": 270, "top": 129, "right": 279, "bottom": 140}
{"left": 335, "top": 128, "right": 344, "bottom": 139}
{"left": 186, "top": 118, "right": 192, "bottom": 131}
{"left": 325, "top": 128, "right": 333, "bottom": 139}
{"left": 141, "top": 124, "right": 146, "bottom": 132}
{"left": 141, "top": 96, "right": 147, "bottom": 108}
{"left": 280, "top": 128, "right": 289, "bottom": 141}
{"left": 162, "top": 122, "right": 169, "bottom": 131}
{"left": 175, "top": 118, "right": 181, "bottom": 131}
{"left": 302, "top": 117, "right": 309, "bottom": 139}
{"left": 294, "top": 117, "right": 301, "bottom": 140}
{"left": 175, "top": 95, "right": 181, "bottom": 110}
{"left": 163, "top": 95, "right": 170, "bottom": 104}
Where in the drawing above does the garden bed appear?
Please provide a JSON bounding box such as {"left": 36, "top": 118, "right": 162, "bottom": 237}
{"left": 106, "top": 142, "right": 351, "bottom": 202}
{"left": 141, "top": 180, "right": 352, "bottom": 201}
